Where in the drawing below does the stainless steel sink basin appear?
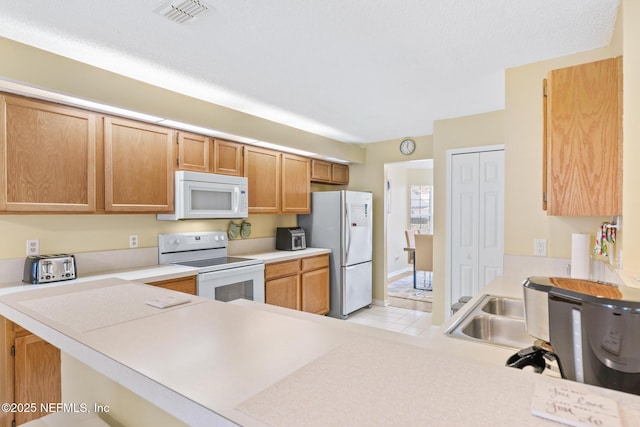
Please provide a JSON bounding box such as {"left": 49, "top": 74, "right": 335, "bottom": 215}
{"left": 445, "top": 294, "right": 535, "bottom": 349}
{"left": 480, "top": 296, "right": 524, "bottom": 319}
{"left": 461, "top": 315, "right": 533, "bottom": 349}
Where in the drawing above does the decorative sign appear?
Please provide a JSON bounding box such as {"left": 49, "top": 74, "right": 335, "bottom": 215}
{"left": 531, "top": 381, "right": 622, "bottom": 427}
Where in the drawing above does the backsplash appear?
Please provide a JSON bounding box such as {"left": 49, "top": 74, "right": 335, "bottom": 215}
{"left": 503, "top": 255, "right": 623, "bottom": 285}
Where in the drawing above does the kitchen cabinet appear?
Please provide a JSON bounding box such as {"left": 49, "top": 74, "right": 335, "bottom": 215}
{"left": 281, "top": 153, "right": 310, "bottom": 214}
{"left": 177, "top": 132, "right": 210, "bottom": 172}
{"left": 213, "top": 139, "right": 244, "bottom": 176}
{"left": 265, "top": 260, "right": 300, "bottom": 310}
{"left": 244, "top": 147, "right": 311, "bottom": 214}
{"left": 264, "top": 254, "right": 329, "bottom": 315}
{"left": 543, "top": 56, "right": 622, "bottom": 216}
{"left": 300, "top": 254, "right": 330, "bottom": 315}
{"left": 244, "top": 146, "right": 281, "bottom": 214}
{"left": 0, "top": 94, "right": 97, "bottom": 212}
{"left": 1, "top": 317, "right": 61, "bottom": 427}
{"left": 104, "top": 117, "right": 174, "bottom": 212}
{"left": 311, "top": 159, "right": 349, "bottom": 184}
{"left": 146, "top": 275, "right": 197, "bottom": 295}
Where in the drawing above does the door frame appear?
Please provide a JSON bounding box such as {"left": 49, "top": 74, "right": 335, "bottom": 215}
{"left": 445, "top": 144, "right": 504, "bottom": 320}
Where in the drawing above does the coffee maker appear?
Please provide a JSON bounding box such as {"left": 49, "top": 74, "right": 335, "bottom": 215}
{"left": 507, "top": 276, "right": 640, "bottom": 395}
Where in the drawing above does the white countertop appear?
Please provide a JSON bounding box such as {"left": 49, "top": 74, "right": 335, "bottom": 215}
{"left": 240, "top": 247, "right": 331, "bottom": 263}
{"left": 1, "top": 275, "right": 640, "bottom": 426}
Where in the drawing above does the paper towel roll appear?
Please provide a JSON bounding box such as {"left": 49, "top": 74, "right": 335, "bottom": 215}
{"left": 571, "top": 233, "right": 591, "bottom": 279}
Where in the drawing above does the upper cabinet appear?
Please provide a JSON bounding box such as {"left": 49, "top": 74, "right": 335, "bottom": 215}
{"left": 281, "top": 153, "right": 310, "bottom": 214}
{"left": 544, "top": 57, "right": 622, "bottom": 216}
{"left": 244, "top": 146, "right": 281, "bottom": 214}
{"left": 0, "top": 95, "right": 97, "bottom": 212}
{"left": 213, "top": 139, "right": 243, "bottom": 176}
{"left": 244, "top": 148, "right": 311, "bottom": 214}
{"left": 104, "top": 117, "right": 174, "bottom": 212}
{"left": 311, "top": 159, "right": 349, "bottom": 185}
{"left": 176, "top": 131, "right": 210, "bottom": 172}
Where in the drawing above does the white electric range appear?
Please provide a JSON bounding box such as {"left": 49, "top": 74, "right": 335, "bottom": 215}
{"left": 158, "top": 232, "right": 265, "bottom": 303}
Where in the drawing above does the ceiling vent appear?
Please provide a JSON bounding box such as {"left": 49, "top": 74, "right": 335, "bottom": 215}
{"left": 154, "top": 0, "right": 211, "bottom": 24}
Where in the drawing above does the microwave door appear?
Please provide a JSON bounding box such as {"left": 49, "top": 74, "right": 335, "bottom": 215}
{"left": 186, "top": 183, "right": 235, "bottom": 218}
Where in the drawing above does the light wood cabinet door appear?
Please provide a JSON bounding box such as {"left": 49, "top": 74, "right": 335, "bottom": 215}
{"left": 14, "top": 334, "right": 61, "bottom": 425}
{"left": 104, "top": 117, "right": 174, "bottom": 212}
{"left": 311, "top": 159, "right": 332, "bottom": 182}
{"left": 281, "top": 153, "right": 310, "bottom": 214}
{"left": 311, "top": 159, "right": 349, "bottom": 185}
{"left": 213, "top": 139, "right": 243, "bottom": 176}
{"left": 0, "top": 94, "right": 97, "bottom": 212}
{"left": 301, "top": 267, "right": 330, "bottom": 315}
{"left": 177, "top": 132, "right": 210, "bottom": 172}
{"left": 146, "top": 276, "right": 197, "bottom": 295}
{"left": 545, "top": 57, "right": 622, "bottom": 216}
{"left": 265, "top": 275, "right": 300, "bottom": 310}
{"left": 244, "top": 146, "right": 280, "bottom": 214}
{"left": 331, "top": 163, "right": 349, "bottom": 184}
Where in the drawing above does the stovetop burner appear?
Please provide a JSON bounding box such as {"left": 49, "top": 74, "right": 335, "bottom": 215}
{"left": 175, "top": 256, "right": 258, "bottom": 269}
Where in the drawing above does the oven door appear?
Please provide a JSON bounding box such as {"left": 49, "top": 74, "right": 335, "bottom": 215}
{"left": 197, "top": 264, "right": 265, "bottom": 303}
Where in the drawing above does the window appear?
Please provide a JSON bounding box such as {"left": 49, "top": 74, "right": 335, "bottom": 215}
{"left": 410, "top": 185, "right": 432, "bottom": 232}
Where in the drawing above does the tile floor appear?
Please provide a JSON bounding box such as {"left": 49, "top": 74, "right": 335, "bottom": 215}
{"left": 345, "top": 305, "right": 433, "bottom": 338}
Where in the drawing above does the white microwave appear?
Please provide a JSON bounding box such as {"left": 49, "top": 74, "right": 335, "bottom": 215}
{"left": 157, "top": 171, "right": 248, "bottom": 220}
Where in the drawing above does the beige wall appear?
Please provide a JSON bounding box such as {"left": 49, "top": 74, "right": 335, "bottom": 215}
{"left": 385, "top": 164, "right": 410, "bottom": 276}
{"left": 431, "top": 111, "right": 505, "bottom": 324}
{"left": 623, "top": 0, "right": 640, "bottom": 274}
{"left": 503, "top": 11, "right": 622, "bottom": 260}
{"left": 349, "top": 136, "right": 434, "bottom": 303}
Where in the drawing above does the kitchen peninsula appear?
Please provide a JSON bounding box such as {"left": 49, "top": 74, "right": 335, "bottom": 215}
{"left": 1, "top": 276, "right": 640, "bottom": 426}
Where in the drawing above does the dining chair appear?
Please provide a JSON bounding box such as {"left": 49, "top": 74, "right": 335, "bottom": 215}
{"left": 413, "top": 233, "right": 433, "bottom": 291}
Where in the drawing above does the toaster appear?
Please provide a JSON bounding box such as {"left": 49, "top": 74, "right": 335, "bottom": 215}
{"left": 23, "top": 254, "right": 77, "bottom": 284}
{"left": 275, "top": 227, "right": 306, "bottom": 251}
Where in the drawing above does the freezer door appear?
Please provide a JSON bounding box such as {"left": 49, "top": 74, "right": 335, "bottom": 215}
{"left": 342, "top": 191, "right": 373, "bottom": 266}
{"left": 342, "top": 261, "right": 372, "bottom": 316}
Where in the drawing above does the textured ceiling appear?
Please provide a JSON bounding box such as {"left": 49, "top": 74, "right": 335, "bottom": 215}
{"left": 0, "top": 0, "right": 620, "bottom": 143}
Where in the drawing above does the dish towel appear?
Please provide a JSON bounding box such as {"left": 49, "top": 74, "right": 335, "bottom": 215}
{"left": 593, "top": 222, "right": 616, "bottom": 257}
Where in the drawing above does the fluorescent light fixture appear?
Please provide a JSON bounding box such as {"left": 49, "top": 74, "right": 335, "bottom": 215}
{"left": 157, "top": 119, "right": 258, "bottom": 144}
{"left": 0, "top": 78, "right": 352, "bottom": 164}
{"left": 0, "top": 78, "right": 164, "bottom": 123}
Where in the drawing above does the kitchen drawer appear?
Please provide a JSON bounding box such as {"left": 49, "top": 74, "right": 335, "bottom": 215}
{"left": 265, "top": 259, "right": 300, "bottom": 280}
{"left": 301, "top": 254, "right": 329, "bottom": 272}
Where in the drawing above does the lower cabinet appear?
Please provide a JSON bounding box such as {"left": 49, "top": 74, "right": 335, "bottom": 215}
{"left": 145, "top": 275, "right": 197, "bottom": 295}
{"left": 265, "top": 254, "right": 329, "bottom": 315}
{"left": 1, "top": 318, "right": 61, "bottom": 427}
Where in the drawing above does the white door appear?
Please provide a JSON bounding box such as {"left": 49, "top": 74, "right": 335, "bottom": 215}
{"left": 450, "top": 149, "right": 504, "bottom": 309}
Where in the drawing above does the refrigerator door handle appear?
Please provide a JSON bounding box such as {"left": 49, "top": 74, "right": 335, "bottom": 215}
{"left": 344, "top": 203, "right": 351, "bottom": 263}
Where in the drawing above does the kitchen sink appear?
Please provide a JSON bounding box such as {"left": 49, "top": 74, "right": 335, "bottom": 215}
{"left": 445, "top": 294, "right": 535, "bottom": 350}
{"left": 461, "top": 315, "right": 533, "bottom": 349}
{"left": 480, "top": 296, "right": 524, "bottom": 319}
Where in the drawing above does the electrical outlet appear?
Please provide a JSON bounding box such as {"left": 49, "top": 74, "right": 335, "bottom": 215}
{"left": 129, "top": 234, "right": 139, "bottom": 249}
{"left": 26, "top": 239, "right": 40, "bottom": 256}
{"left": 534, "top": 239, "right": 547, "bottom": 257}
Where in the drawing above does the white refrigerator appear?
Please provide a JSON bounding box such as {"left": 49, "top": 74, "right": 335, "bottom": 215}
{"left": 298, "top": 191, "right": 373, "bottom": 319}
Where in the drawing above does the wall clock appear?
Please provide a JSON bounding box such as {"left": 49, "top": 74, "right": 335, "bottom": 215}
{"left": 399, "top": 138, "right": 416, "bottom": 155}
